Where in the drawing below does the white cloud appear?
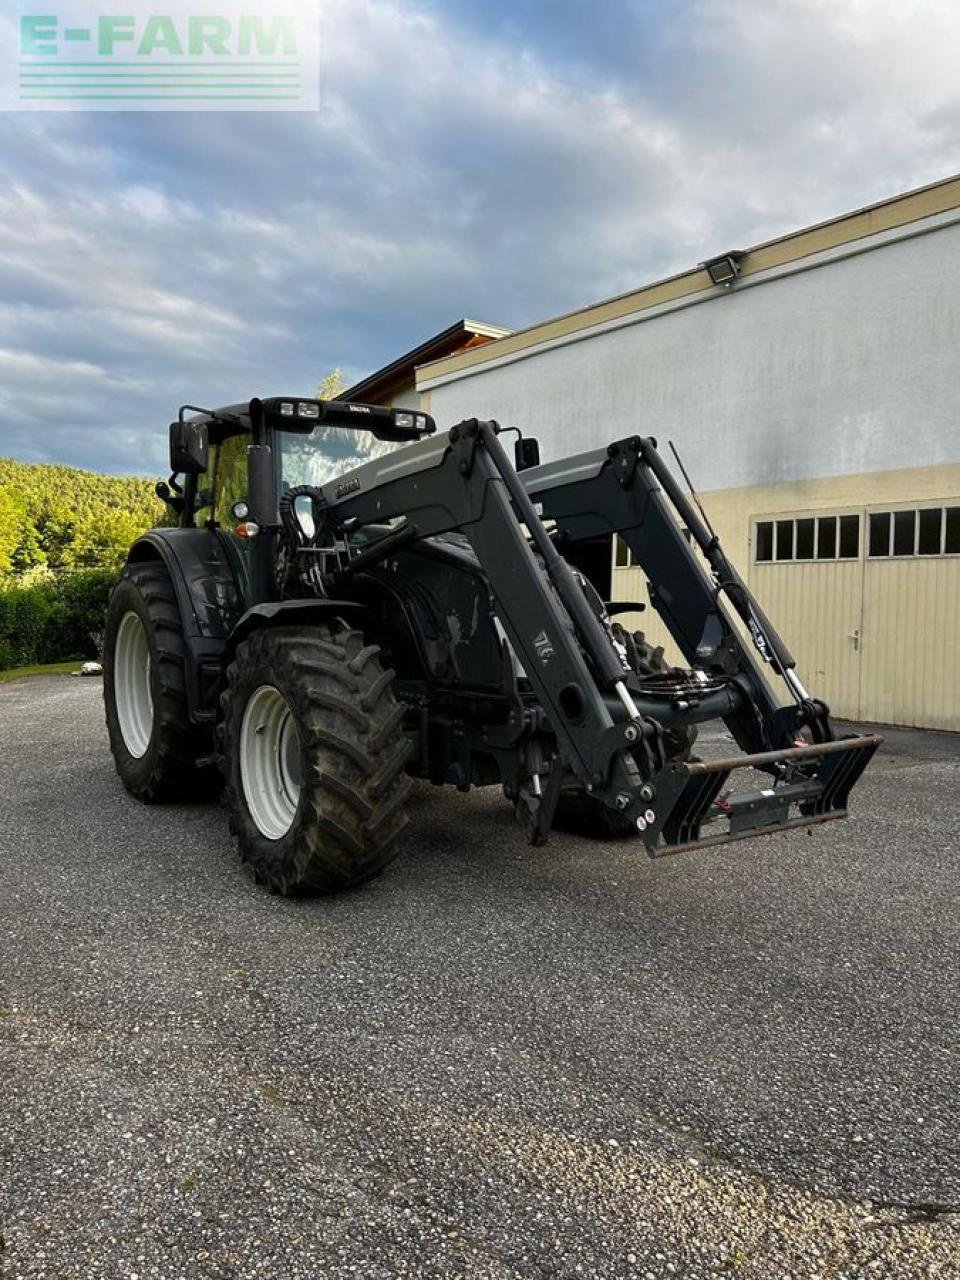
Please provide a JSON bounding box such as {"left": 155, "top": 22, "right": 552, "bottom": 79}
{"left": 0, "top": 0, "right": 957, "bottom": 470}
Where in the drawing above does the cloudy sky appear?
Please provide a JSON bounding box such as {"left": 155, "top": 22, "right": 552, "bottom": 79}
{"left": 1, "top": 0, "right": 959, "bottom": 475}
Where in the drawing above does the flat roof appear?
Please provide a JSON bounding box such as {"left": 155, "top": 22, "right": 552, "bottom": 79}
{"left": 417, "top": 171, "right": 960, "bottom": 388}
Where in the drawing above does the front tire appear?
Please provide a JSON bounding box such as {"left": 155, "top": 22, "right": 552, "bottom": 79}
{"left": 219, "top": 622, "right": 411, "bottom": 895}
{"left": 103, "top": 560, "right": 215, "bottom": 801}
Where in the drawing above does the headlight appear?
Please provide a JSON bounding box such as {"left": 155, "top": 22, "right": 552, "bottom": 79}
{"left": 231, "top": 500, "right": 249, "bottom": 521}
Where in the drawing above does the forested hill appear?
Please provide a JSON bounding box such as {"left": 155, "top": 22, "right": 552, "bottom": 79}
{"left": 0, "top": 457, "right": 165, "bottom": 579}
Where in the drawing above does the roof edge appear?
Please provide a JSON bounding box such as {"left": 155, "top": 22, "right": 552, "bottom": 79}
{"left": 417, "top": 171, "right": 960, "bottom": 387}
{"left": 342, "top": 318, "right": 511, "bottom": 402}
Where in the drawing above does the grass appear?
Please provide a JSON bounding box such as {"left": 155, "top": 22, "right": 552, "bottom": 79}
{"left": 0, "top": 660, "right": 83, "bottom": 683}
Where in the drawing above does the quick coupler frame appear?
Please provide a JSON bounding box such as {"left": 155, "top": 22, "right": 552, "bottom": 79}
{"left": 645, "top": 734, "right": 881, "bottom": 856}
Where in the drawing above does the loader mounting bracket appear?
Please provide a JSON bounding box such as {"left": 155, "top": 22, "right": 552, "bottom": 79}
{"left": 609, "top": 436, "right": 643, "bottom": 490}
{"left": 589, "top": 716, "right": 666, "bottom": 788}
{"left": 450, "top": 419, "right": 483, "bottom": 478}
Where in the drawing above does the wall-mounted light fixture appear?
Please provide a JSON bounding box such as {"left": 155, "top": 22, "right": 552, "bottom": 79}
{"left": 702, "top": 250, "right": 747, "bottom": 288}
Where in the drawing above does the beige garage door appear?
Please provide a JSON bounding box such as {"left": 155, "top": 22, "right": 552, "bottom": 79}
{"left": 751, "top": 502, "right": 960, "bottom": 730}
{"left": 750, "top": 510, "right": 864, "bottom": 720}
{"left": 859, "top": 502, "right": 960, "bottom": 729}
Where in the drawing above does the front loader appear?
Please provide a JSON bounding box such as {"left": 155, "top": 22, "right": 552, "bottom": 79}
{"left": 102, "top": 397, "right": 879, "bottom": 893}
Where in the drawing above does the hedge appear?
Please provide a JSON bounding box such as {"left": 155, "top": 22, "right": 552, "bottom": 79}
{"left": 0, "top": 569, "right": 115, "bottom": 671}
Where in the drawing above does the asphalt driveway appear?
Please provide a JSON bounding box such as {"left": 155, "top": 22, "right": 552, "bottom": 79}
{"left": 1, "top": 677, "right": 958, "bottom": 1278}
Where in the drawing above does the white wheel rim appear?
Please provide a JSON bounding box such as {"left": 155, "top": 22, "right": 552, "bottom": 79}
{"left": 114, "top": 611, "right": 154, "bottom": 759}
{"left": 240, "top": 685, "right": 302, "bottom": 840}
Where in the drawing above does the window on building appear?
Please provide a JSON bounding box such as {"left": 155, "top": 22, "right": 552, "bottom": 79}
{"left": 893, "top": 510, "right": 916, "bottom": 557}
{"left": 918, "top": 508, "right": 942, "bottom": 555}
{"left": 868, "top": 505, "right": 960, "bottom": 558}
{"left": 817, "top": 516, "right": 837, "bottom": 560}
{"left": 795, "top": 518, "right": 815, "bottom": 560}
{"left": 869, "top": 512, "right": 890, "bottom": 557}
{"left": 756, "top": 513, "right": 860, "bottom": 563}
{"left": 775, "top": 520, "right": 794, "bottom": 561}
{"left": 756, "top": 521, "right": 774, "bottom": 562}
{"left": 839, "top": 515, "right": 859, "bottom": 559}
{"left": 754, "top": 505, "right": 960, "bottom": 564}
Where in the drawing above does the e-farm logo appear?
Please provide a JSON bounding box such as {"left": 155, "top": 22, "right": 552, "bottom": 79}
{"left": 5, "top": 2, "right": 320, "bottom": 111}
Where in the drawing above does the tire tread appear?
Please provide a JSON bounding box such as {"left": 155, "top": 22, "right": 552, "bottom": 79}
{"left": 219, "top": 621, "right": 410, "bottom": 894}
{"left": 103, "top": 559, "right": 215, "bottom": 802}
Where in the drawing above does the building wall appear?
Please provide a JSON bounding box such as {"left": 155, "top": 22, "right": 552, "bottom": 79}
{"left": 420, "top": 211, "right": 960, "bottom": 730}
{"left": 384, "top": 378, "right": 421, "bottom": 411}
{"left": 423, "top": 213, "right": 960, "bottom": 485}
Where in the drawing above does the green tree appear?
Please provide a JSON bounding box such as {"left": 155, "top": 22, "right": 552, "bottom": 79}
{"left": 60, "top": 507, "right": 146, "bottom": 572}
{"left": 0, "top": 489, "right": 20, "bottom": 577}
{"left": 0, "top": 487, "right": 45, "bottom": 577}
{"left": 317, "top": 368, "right": 346, "bottom": 401}
{"left": 0, "top": 457, "right": 165, "bottom": 583}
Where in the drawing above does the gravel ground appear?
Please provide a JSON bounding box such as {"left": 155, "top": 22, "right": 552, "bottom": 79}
{"left": 0, "top": 676, "right": 958, "bottom": 1279}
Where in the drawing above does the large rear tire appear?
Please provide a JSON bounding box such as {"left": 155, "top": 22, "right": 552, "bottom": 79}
{"left": 103, "top": 560, "right": 215, "bottom": 801}
{"left": 219, "top": 622, "right": 412, "bottom": 895}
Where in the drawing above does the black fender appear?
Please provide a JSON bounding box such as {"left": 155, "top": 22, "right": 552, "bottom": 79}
{"left": 128, "top": 528, "right": 246, "bottom": 639}
{"left": 225, "top": 599, "right": 366, "bottom": 661}
{"left": 216, "top": 602, "right": 368, "bottom": 733}
{"left": 127, "top": 528, "right": 247, "bottom": 724}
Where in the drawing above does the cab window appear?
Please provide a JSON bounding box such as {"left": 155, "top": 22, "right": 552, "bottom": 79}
{"left": 195, "top": 433, "right": 249, "bottom": 529}
{"left": 214, "top": 433, "right": 249, "bottom": 527}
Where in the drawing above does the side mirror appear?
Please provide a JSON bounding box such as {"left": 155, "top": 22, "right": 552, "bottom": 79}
{"left": 169, "top": 420, "right": 209, "bottom": 475}
{"left": 515, "top": 436, "right": 541, "bottom": 471}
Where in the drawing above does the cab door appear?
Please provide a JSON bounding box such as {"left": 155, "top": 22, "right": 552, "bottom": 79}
{"left": 195, "top": 431, "right": 253, "bottom": 603}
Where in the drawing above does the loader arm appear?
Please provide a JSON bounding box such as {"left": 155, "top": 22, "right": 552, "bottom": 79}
{"left": 321, "top": 421, "right": 659, "bottom": 834}
{"left": 523, "top": 434, "right": 881, "bottom": 851}
{"left": 321, "top": 420, "right": 878, "bottom": 853}
{"left": 523, "top": 435, "right": 809, "bottom": 752}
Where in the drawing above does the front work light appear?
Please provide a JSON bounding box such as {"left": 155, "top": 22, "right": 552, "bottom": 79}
{"left": 256, "top": 397, "right": 437, "bottom": 440}
{"left": 230, "top": 500, "right": 250, "bottom": 521}
{"left": 393, "top": 411, "right": 432, "bottom": 432}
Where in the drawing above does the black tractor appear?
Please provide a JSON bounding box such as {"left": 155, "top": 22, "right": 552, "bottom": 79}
{"left": 103, "top": 397, "right": 879, "bottom": 893}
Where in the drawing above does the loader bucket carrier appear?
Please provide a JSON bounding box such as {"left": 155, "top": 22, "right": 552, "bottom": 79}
{"left": 102, "top": 397, "right": 879, "bottom": 895}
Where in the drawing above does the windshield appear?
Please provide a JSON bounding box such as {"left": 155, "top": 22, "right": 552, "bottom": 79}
{"left": 279, "top": 424, "right": 401, "bottom": 490}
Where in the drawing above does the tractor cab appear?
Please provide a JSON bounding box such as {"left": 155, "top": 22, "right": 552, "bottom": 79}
{"left": 156, "top": 396, "right": 437, "bottom": 608}
{"left": 161, "top": 397, "right": 436, "bottom": 535}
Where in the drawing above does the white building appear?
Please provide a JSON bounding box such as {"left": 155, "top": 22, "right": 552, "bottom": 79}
{"left": 360, "top": 176, "right": 960, "bottom": 730}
